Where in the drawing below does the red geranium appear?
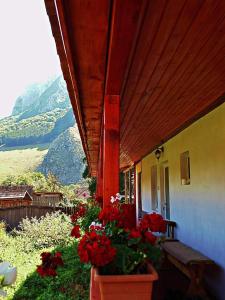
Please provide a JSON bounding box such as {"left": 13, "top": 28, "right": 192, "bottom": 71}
{"left": 36, "top": 251, "right": 64, "bottom": 277}
{"left": 71, "top": 204, "right": 87, "bottom": 223}
{"left": 98, "top": 204, "right": 120, "bottom": 224}
{"left": 144, "top": 231, "right": 157, "bottom": 245}
{"left": 78, "top": 231, "right": 116, "bottom": 267}
{"left": 98, "top": 202, "right": 135, "bottom": 229}
{"left": 128, "top": 229, "right": 142, "bottom": 239}
{"left": 139, "top": 213, "right": 166, "bottom": 233}
{"left": 71, "top": 225, "right": 81, "bottom": 238}
{"left": 75, "top": 193, "right": 166, "bottom": 275}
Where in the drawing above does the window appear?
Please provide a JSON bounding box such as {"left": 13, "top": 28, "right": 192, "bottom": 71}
{"left": 180, "top": 151, "right": 191, "bottom": 185}
{"left": 124, "top": 167, "right": 135, "bottom": 204}
{"left": 151, "top": 165, "right": 158, "bottom": 210}
{"left": 137, "top": 172, "right": 142, "bottom": 218}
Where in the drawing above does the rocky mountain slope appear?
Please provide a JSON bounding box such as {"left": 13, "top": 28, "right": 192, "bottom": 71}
{"left": 0, "top": 76, "right": 75, "bottom": 147}
{"left": 38, "top": 126, "right": 84, "bottom": 184}
{"left": 0, "top": 76, "right": 85, "bottom": 184}
{"left": 12, "top": 76, "right": 71, "bottom": 119}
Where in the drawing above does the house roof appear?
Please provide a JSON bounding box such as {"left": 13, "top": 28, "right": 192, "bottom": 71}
{"left": 45, "top": 0, "right": 225, "bottom": 175}
{"left": 34, "top": 192, "right": 63, "bottom": 196}
{"left": 0, "top": 191, "right": 32, "bottom": 201}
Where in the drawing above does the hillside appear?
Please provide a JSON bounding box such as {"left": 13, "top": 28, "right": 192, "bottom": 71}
{"left": 0, "top": 145, "right": 48, "bottom": 182}
{"left": 38, "top": 126, "right": 84, "bottom": 184}
{"left": 12, "top": 76, "right": 70, "bottom": 119}
{"left": 0, "top": 76, "right": 85, "bottom": 184}
{"left": 0, "top": 76, "right": 75, "bottom": 147}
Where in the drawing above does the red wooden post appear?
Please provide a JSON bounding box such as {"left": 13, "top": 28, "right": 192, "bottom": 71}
{"left": 103, "top": 95, "right": 120, "bottom": 207}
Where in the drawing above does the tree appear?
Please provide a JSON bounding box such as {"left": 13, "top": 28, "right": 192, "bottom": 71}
{"left": 82, "top": 158, "right": 96, "bottom": 197}
{"left": 46, "top": 172, "right": 61, "bottom": 192}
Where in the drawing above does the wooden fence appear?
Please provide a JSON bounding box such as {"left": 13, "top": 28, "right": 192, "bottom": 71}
{"left": 0, "top": 206, "right": 76, "bottom": 230}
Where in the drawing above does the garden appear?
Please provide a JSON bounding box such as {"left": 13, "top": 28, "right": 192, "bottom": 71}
{"left": 0, "top": 200, "right": 100, "bottom": 300}
{"left": 0, "top": 195, "right": 167, "bottom": 300}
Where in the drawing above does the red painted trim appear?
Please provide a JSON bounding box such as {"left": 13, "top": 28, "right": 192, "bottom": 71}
{"left": 46, "top": 0, "right": 92, "bottom": 173}
{"left": 105, "top": 0, "right": 143, "bottom": 95}
{"left": 103, "top": 95, "right": 120, "bottom": 207}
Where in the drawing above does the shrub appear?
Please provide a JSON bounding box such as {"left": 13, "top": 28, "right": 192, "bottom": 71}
{"left": 70, "top": 199, "right": 101, "bottom": 232}
{"left": 13, "top": 211, "right": 73, "bottom": 250}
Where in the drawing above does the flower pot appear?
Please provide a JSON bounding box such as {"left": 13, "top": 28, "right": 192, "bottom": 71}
{"left": 93, "top": 263, "right": 158, "bottom": 300}
{"left": 90, "top": 267, "right": 101, "bottom": 300}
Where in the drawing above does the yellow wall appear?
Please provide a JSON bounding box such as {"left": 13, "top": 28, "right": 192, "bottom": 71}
{"left": 139, "top": 102, "right": 225, "bottom": 299}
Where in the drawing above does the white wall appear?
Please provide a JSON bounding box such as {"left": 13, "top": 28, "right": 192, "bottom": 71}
{"left": 139, "top": 103, "right": 225, "bottom": 299}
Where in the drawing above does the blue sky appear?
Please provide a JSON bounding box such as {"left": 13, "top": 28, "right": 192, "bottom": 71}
{"left": 0, "top": 0, "right": 62, "bottom": 119}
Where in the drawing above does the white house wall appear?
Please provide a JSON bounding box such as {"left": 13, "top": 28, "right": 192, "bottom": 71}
{"left": 139, "top": 102, "right": 225, "bottom": 299}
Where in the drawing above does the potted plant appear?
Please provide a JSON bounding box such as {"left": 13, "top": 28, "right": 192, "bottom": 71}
{"left": 71, "top": 195, "right": 167, "bottom": 300}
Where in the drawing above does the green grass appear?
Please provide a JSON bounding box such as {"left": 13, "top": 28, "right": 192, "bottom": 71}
{"left": 0, "top": 212, "right": 90, "bottom": 300}
{"left": 0, "top": 234, "right": 90, "bottom": 300}
{"left": 0, "top": 145, "right": 48, "bottom": 182}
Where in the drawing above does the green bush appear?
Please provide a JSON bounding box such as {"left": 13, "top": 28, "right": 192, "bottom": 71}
{"left": 79, "top": 201, "right": 101, "bottom": 231}
{"left": 13, "top": 211, "right": 73, "bottom": 251}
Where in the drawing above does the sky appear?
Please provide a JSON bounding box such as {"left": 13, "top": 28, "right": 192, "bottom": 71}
{"left": 0, "top": 0, "right": 62, "bottom": 119}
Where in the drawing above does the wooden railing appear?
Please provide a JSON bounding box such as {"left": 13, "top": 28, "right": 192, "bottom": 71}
{"left": 0, "top": 205, "right": 76, "bottom": 230}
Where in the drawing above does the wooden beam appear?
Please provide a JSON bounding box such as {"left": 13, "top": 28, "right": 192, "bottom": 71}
{"left": 103, "top": 95, "right": 120, "bottom": 207}
{"left": 105, "top": 0, "right": 144, "bottom": 95}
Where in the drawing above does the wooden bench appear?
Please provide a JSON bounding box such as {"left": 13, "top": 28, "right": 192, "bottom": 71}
{"left": 162, "top": 240, "right": 214, "bottom": 299}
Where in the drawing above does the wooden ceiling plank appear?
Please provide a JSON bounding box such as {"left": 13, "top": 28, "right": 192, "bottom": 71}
{"left": 121, "top": 0, "right": 224, "bottom": 142}
{"left": 121, "top": 0, "right": 225, "bottom": 149}
{"left": 127, "top": 78, "right": 225, "bottom": 157}
{"left": 127, "top": 71, "right": 225, "bottom": 155}
{"left": 132, "top": 39, "right": 225, "bottom": 142}
{"left": 121, "top": 0, "right": 186, "bottom": 130}
{"left": 121, "top": 0, "right": 168, "bottom": 114}
{"left": 125, "top": 20, "right": 225, "bottom": 150}
{"left": 105, "top": 0, "right": 144, "bottom": 95}
{"left": 121, "top": 0, "right": 204, "bottom": 141}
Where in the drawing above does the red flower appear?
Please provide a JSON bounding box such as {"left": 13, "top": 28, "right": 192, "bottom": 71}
{"left": 98, "top": 205, "right": 120, "bottom": 224}
{"left": 71, "top": 225, "right": 81, "bottom": 238}
{"left": 36, "top": 251, "right": 64, "bottom": 277}
{"left": 139, "top": 213, "right": 166, "bottom": 233}
{"left": 78, "top": 232, "right": 116, "bottom": 267}
{"left": 144, "top": 231, "right": 157, "bottom": 245}
{"left": 128, "top": 229, "right": 142, "bottom": 239}
{"left": 70, "top": 204, "right": 87, "bottom": 223}
{"left": 98, "top": 203, "right": 136, "bottom": 229}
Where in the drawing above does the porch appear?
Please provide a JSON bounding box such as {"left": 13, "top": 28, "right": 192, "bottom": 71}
{"left": 45, "top": 0, "right": 225, "bottom": 299}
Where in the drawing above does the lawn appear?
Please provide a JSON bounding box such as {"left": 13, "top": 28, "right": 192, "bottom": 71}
{"left": 0, "top": 212, "right": 90, "bottom": 300}
{"left": 0, "top": 145, "right": 48, "bottom": 182}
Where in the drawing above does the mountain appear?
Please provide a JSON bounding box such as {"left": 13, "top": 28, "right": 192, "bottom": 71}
{"left": 0, "top": 76, "right": 75, "bottom": 147}
{"left": 0, "top": 75, "right": 84, "bottom": 185}
{"left": 12, "top": 76, "right": 70, "bottom": 119}
{"left": 12, "top": 80, "right": 52, "bottom": 116}
{"left": 38, "top": 126, "right": 84, "bottom": 184}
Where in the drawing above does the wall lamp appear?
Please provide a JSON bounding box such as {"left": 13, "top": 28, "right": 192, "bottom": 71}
{"left": 155, "top": 146, "right": 164, "bottom": 160}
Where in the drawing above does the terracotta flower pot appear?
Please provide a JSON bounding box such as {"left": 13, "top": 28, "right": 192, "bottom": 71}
{"left": 92, "top": 263, "right": 158, "bottom": 300}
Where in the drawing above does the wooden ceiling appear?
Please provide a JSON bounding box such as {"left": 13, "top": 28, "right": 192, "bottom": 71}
{"left": 45, "top": 0, "right": 225, "bottom": 174}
